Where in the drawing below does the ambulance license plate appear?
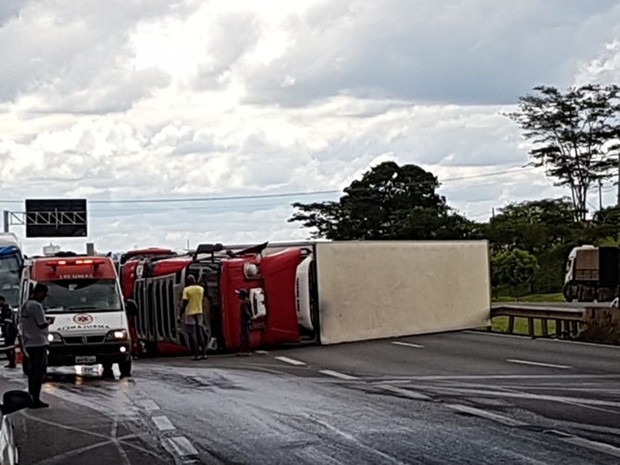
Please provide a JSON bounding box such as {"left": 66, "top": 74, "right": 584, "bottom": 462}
{"left": 75, "top": 356, "right": 96, "bottom": 364}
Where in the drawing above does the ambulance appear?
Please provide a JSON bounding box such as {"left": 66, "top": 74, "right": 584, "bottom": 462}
{"left": 19, "top": 253, "right": 132, "bottom": 377}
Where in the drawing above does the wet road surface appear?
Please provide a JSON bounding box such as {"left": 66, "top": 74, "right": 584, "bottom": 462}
{"left": 1, "top": 330, "right": 619, "bottom": 464}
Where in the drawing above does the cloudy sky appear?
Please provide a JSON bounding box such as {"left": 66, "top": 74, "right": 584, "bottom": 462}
{"left": 1, "top": 0, "right": 620, "bottom": 255}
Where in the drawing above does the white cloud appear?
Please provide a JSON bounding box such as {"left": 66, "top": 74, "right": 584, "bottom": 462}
{"left": 1, "top": 0, "right": 619, "bottom": 256}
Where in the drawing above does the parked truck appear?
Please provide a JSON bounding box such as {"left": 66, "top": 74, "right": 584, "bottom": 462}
{"left": 563, "top": 245, "right": 620, "bottom": 302}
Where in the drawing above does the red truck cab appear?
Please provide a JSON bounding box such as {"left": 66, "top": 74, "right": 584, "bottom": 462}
{"left": 120, "top": 242, "right": 318, "bottom": 356}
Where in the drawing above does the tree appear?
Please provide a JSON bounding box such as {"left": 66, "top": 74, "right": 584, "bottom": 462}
{"left": 507, "top": 84, "right": 620, "bottom": 221}
{"left": 486, "top": 198, "right": 581, "bottom": 253}
{"left": 289, "top": 161, "right": 472, "bottom": 240}
{"left": 591, "top": 206, "right": 620, "bottom": 246}
{"left": 491, "top": 249, "right": 540, "bottom": 297}
{"left": 486, "top": 198, "right": 582, "bottom": 293}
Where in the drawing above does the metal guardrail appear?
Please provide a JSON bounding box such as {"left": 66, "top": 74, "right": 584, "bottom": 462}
{"left": 490, "top": 304, "right": 587, "bottom": 339}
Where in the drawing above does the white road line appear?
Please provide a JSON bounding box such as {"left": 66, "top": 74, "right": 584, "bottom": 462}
{"left": 319, "top": 370, "right": 359, "bottom": 380}
{"left": 369, "top": 374, "right": 620, "bottom": 382}
{"left": 463, "top": 330, "right": 533, "bottom": 340}
{"left": 255, "top": 350, "right": 269, "bottom": 355}
{"left": 152, "top": 415, "right": 176, "bottom": 431}
{"left": 378, "top": 385, "right": 431, "bottom": 401}
{"left": 274, "top": 356, "right": 306, "bottom": 366}
{"left": 166, "top": 437, "right": 199, "bottom": 457}
{"left": 138, "top": 400, "right": 160, "bottom": 411}
{"left": 506, "top": 359, "right": 571, "bottom": 369}
{"left": 427, "top": 386, "right": 620, "bottom": 409}
{"left": 392, "top": 341, "right": 425, "bottom": 348}
{"left": 556, "top": 433, "right": 620, "bottom": 458}
{"left": 447, "top": 404, "right": 528, "bottom": 427}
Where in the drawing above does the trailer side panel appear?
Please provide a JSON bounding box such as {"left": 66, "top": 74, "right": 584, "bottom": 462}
{"left": 316, "top": 241, "right": 491, "bottom": 344}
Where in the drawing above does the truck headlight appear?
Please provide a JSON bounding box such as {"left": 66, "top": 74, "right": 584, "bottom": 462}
{"left": 47, "top": 333, "right": 62, "bottom": 343}
{"left": 106, "top": 329, "right": 128, "bottom": 341}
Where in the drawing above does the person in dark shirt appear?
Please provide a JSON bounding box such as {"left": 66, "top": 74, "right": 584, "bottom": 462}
{"left": 0, "top": 295, "right": 17, "bottom": 369}
{"left": 235, "top": 289, "right": 252, "bottom": 356}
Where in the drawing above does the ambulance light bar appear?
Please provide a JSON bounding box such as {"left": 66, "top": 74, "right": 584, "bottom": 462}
{"left": 46, "top": 259, "right": 106, "bottom": 269}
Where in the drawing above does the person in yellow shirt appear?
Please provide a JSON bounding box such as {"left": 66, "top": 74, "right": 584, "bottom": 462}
{"left": 179, "top": 275, "right": 206, "bottom": 360}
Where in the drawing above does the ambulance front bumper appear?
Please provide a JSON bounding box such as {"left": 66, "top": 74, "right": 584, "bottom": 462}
{"left": 47, "top": 342, "right": 131, "bottom": 366}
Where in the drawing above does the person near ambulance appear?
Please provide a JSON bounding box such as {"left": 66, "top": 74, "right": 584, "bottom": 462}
{"left": 0, "top": 295, "right": 17, "bottom": 369}
{"left": 179, "top": 275, "right": 206, "bottom": 360}
{"left": 20, "top": 283, "right": 51, "bottom": 409}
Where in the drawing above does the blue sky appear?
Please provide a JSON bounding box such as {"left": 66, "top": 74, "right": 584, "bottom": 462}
{"left": 1, "top": 0, "right": 620, "bottom": 255}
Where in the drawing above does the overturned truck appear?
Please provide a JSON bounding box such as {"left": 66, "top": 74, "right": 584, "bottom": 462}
{"left": 119, "top": 241, "right": 491, "bottom": 356}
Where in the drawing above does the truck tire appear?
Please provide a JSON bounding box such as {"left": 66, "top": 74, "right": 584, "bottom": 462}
{"left": 119, "top": 359, "right": 132, "bottom": 378}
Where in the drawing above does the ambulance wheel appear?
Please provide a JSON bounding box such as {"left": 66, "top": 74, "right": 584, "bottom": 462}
{"left": 119, "top": 359, "right": 132, "bottom": 378}
{"left": 22, "top": 356, "right": 30, "bottom": 376}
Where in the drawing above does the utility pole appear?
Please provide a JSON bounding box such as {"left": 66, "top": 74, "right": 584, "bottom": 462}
{"left": 599, "top": 179, "right": 603, "bottom": 211}
{"left": 3, "top": 211, "right": 8, "bottom": 233}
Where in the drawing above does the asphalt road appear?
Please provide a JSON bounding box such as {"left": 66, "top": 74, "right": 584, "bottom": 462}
{"left": 0, "top": 331, "right": 619, "bottom": 464}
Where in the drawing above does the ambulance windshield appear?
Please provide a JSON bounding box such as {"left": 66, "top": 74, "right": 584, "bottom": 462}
{"left": 41, "top": 279, "right": 122, "bottom": 313}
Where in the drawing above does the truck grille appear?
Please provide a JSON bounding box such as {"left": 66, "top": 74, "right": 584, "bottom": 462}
{"left": 63, "top": 335, "right": 106, "bottom": 344}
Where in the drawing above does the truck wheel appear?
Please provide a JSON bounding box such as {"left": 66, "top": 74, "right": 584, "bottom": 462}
{"left": 119, "top": 359, "right": 132, "bottom": 378}
{"left": 22, "top": 356, "right": 30, "bottom": 376}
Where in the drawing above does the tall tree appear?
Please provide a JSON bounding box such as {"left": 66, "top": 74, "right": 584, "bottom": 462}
{"left": 289, "top": 161, "right": 472, "bottom": 240}
{"left": 487, "top": 198, "right": 582, "bottom": 293}
{"left": 507, "top": 84, "right": 620, "bottom": 220}
{"left": 487, "top": 198, "right": 580, "bottom": 253}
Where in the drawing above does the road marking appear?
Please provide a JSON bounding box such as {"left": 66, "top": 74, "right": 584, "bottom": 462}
{"left": 554, "top": 433, "right": 620, "bottom": 458}
{"left": 274, "top": 356, "right": 306, "bottom": 366}
{"left": 138, "top": 400, "right": 160, "bottom": 411}
{"left": 166, "top": 437, "right": 199, "bottom": 457}
{"left": 447, "top": 404, "right": 527, "bottom": 427}
{"left": 464, "top": 330, "right": 529, "bottom": 340}
{"left": 319, "top": 370, "right": 359, "bottom": 380}
{"left": 378, "top": 385, "right": 431, "bottom": 400}
{"left": 152, "top": 416, "right": 176, "bottom": 431}
{"left": 506, "top": 359, "right": 571, "bottom": 369}
{"left": 425, "top": 386, "right": 620, "bottom": 409}
{"left": 369, "top": 374, "right": 620, "bottom": 382}
{"left": 392, "top": 341, "right": 425, "bottom": 348}
{"left": 255, "top": 350, "right": 269, "bottom": 355}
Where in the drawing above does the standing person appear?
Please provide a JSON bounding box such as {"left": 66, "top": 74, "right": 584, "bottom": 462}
{"left": 235, "top": 289, "right": 252, "bottom": 356}
{"left": 0, "top": 295, "right": 17, "bottom": 369}
{"left": 179, "top": 275, "right": 205, "bottom": 360}
{"left": 20, "top": 283, "right": 51, "bottom": 409}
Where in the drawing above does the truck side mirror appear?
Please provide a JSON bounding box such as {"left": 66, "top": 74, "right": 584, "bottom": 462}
{"left": 0, "top": 390, "right": 32, "bottom": 415}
